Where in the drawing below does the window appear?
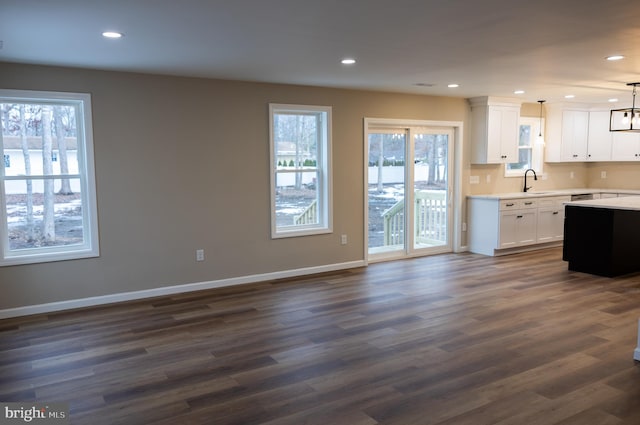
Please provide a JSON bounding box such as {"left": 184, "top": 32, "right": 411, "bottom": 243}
{"left": 269, "top": 104, "right": 332, "bottom": 238}
{"left": 505, "top": 116, "right": 544, "bottom": 176}
{"left": 0, "top": 90, "right": 99, "bottom": 266}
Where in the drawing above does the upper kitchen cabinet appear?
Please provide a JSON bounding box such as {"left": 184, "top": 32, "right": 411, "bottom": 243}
{"left": 610, "top": 131, "right": 640, "bottom": 161}
{"left": 545, "top": 105, "right": 589, "bottom": 162}
{"left": 469, "top": 97, "right": 522, "bottom": 164}
{"left": 586, "top": 109, "right": 613, "bottom": 161}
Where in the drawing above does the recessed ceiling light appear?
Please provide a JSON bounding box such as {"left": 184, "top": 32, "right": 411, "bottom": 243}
{"left": 606, "top": 55, "right": 624, "bottom": 61}
{"left": 102, "top": 31, "right": 123, "bottom": 39}
{"left": 514, "top": 90, "right": 525, "bottom": 95}
{"left": 447, "top": 83, "right": 459, "bottom": 88}
{"left": 564, "top": 94, "right": 575, "bottom": 99}
{"left": 609, "top": 98, "right": 619, "bottom": 102}
{"left": 341, "top": 58, "right": 356, "bottom": 65}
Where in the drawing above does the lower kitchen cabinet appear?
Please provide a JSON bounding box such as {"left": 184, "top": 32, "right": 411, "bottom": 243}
{"left": 499, "top": 208, "right": 537, "bottom": 248}
{"left": 468, "top": 195, "right": 570, "bottom": 256}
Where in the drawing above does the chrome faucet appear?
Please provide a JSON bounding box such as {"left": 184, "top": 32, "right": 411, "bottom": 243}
{"left": 523, "top": 168, "right": 537, "bottom": 192}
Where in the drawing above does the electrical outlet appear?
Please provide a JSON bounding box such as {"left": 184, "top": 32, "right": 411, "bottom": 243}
{"left": 486, "top": 174, "right": 491, "bottom": 183}
{"left": 601, "top": 171, "right": 607, "bottom": 179}
{"left": 469, "top": 175, "right": 480, "bottom": 184}
{"left": 196, "top": 249, "right": 204, "bottom": 262}
{"left": 462, "top": 222, "right": 467, "bottom": 232}
{"left": 570, "top": 171, "right": 574, "bottom": 179}
{"left": 341, "top": 234, "right": 347, "bottom": 245}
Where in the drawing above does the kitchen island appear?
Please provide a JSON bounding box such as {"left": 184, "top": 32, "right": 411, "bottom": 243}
{"left": 563, "top": 196, "right": 640, "bottom": 277}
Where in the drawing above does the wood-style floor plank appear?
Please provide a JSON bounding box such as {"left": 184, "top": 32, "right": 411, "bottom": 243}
{"left": 2, "top": 247, "right": 640, "bottom": 424}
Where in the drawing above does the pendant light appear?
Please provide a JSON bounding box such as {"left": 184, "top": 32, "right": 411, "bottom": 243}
{"left": 610, "top": 82, "right": 640, "bottom": 132}
{"left": 536, "top": 100, "right": 545, "bottom": 146}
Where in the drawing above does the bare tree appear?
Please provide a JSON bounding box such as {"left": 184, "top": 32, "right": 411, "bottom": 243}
{"left": 377, "top": 134, "right": 384, "bottom": 192}
{"left": 294, "top": 115, "right": 303, "bottom": 189}
{"left": 19, "top": 104, "right": 35, "bottom": 241}
{"left": 427, "top": 137, "right": 436, "bottom": 183}
{"left": 41, "top": 106, "right": 55, "bottom": 243}
{"left": 438, "top": 135, "right": 448, "bottom": 183}
{"left": 54, "top": 105, "right": 73, "bottom": 194}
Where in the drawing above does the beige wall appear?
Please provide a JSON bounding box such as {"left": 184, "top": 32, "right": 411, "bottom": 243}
{"left": 587, "top": 162, "right": 640, "bottom": 189}
{"left": 3, "top": 62, "right": 638, "bottom": 312}
{"left": 0, "top": 62, "right": 470, "bottom": 310}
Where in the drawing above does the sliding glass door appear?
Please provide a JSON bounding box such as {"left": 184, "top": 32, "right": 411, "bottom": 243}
{"left": 367, "top": 124, "right": 453, "bottom": 261}
{"left": 367, "top": 129, "right": 407, "bottom": 255}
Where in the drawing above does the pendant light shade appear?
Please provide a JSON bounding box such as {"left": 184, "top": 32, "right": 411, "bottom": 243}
{"left": 536, "top": 100, "right": 545, "bottom": 146}
{"left": 610, "top": 83, "right": 640, "bottom": 132}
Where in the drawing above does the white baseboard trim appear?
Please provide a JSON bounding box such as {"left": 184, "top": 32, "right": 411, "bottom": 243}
{"left": 0, "top": 260, "right": 366, "bottom": 320}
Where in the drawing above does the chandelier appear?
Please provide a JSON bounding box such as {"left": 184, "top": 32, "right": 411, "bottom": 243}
{"left": 610, "top": 82, "right": 640, "bottom": 132}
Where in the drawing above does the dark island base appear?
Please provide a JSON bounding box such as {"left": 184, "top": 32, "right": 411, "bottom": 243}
{"left": 563, "top": 205, "right": 640, "bottom": 277}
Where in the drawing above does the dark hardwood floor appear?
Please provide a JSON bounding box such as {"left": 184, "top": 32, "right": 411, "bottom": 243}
{"left": 2, "top": 247, "right": 640, "bottom": 424}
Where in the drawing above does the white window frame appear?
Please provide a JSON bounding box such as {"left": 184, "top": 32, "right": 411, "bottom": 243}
{"left": 505, "top": 116, "right": 545, "bottom": 177}
{"left": 0, "top": 89, "right": 99, "bottom": 266}
{"left": 269, "top": 103, "right": 332, "bottom": 238}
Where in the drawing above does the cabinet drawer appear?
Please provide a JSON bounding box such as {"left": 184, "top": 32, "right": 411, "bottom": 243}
{"left": 537, "top": 196, "right": 571, "bottom": 207}
{"left": 500, "top": 199, "right": 537, "bottom": 210}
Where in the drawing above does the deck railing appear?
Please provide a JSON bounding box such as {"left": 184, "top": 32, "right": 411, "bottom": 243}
{"left": 294, "top": 199, "right": 317, "bottom": 225}
{"left": 382, "top": 190, "right": 447, "bottom": 246}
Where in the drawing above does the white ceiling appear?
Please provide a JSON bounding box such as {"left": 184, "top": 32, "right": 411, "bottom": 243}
{"left": 2, "top": 0, "right": 640, "bottom": 105}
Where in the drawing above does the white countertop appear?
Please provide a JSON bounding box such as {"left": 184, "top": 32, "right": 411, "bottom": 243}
{"left": 468, "top": 189, "right": 594, "bottom": 200}
{"left": 468, "top": 189, "right": 640, "bottom": 201}
{"left": 566, "top": 196, "right": 640, "bottom": 211}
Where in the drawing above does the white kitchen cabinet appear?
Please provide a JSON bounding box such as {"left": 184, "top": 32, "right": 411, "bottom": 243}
{"left": 499, "top": 208, "right": 537, "bottom": 248}
{"left": 610, "top": 131, "right": 640, "bottom": 161}
{"left": 546, "top": 106, "right": 589, "bottom": 162}
{"left": 468, "top": 195, "right": 570, "bottom": 256}
{"left": 536, "top": 197, "right": 567, "bottom": 243}
{"left": 469, "top": 97, "right": 521, "bottom": 164}
{"left": 586, "top": 110, "right": 612, "bottom": 161}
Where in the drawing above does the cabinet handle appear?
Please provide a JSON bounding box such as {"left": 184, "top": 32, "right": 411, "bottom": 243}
{"left": 506, "top": 203, "right": 515, "bottom": 207}
{"left": 516, "top": 215, "right": 523, "bottom": 219}
{"left": 573, "top": 154, "right": 578, "bottom": 158}
{"left": 524, "top": 202, "right": 533, "bottom": 205}
{"left": 552, "top": 211, "right": 559, "bottom": 215}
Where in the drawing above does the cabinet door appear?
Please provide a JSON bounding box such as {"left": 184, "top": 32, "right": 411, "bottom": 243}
{"left": 499, "top": 210, "right": 519, "bottom": 248}
{"left": 611, "top": 132, "right": 640, "bottom": 161}
{"left": 486, "top": 107, "right": 504, "bottom": 163}
{"left": 498, "top": 106, "right": 519, "bottom": 162}
{"left": 587, "top": 111, "right": 612, "bottom": 161}
{"left": 537, "top": 207, "right": 565, "bottom": 242}
{"left": 486, "top": 106, "right": 518, "bottom": 163}
{"left": 516, "top": 209, "right": 538, "bottom": 245}
{"left": 560, "top": 110, "right": 589, "bottom": 161}
{"left": 499, "top": 209, "right": 537, "bottom": 248}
